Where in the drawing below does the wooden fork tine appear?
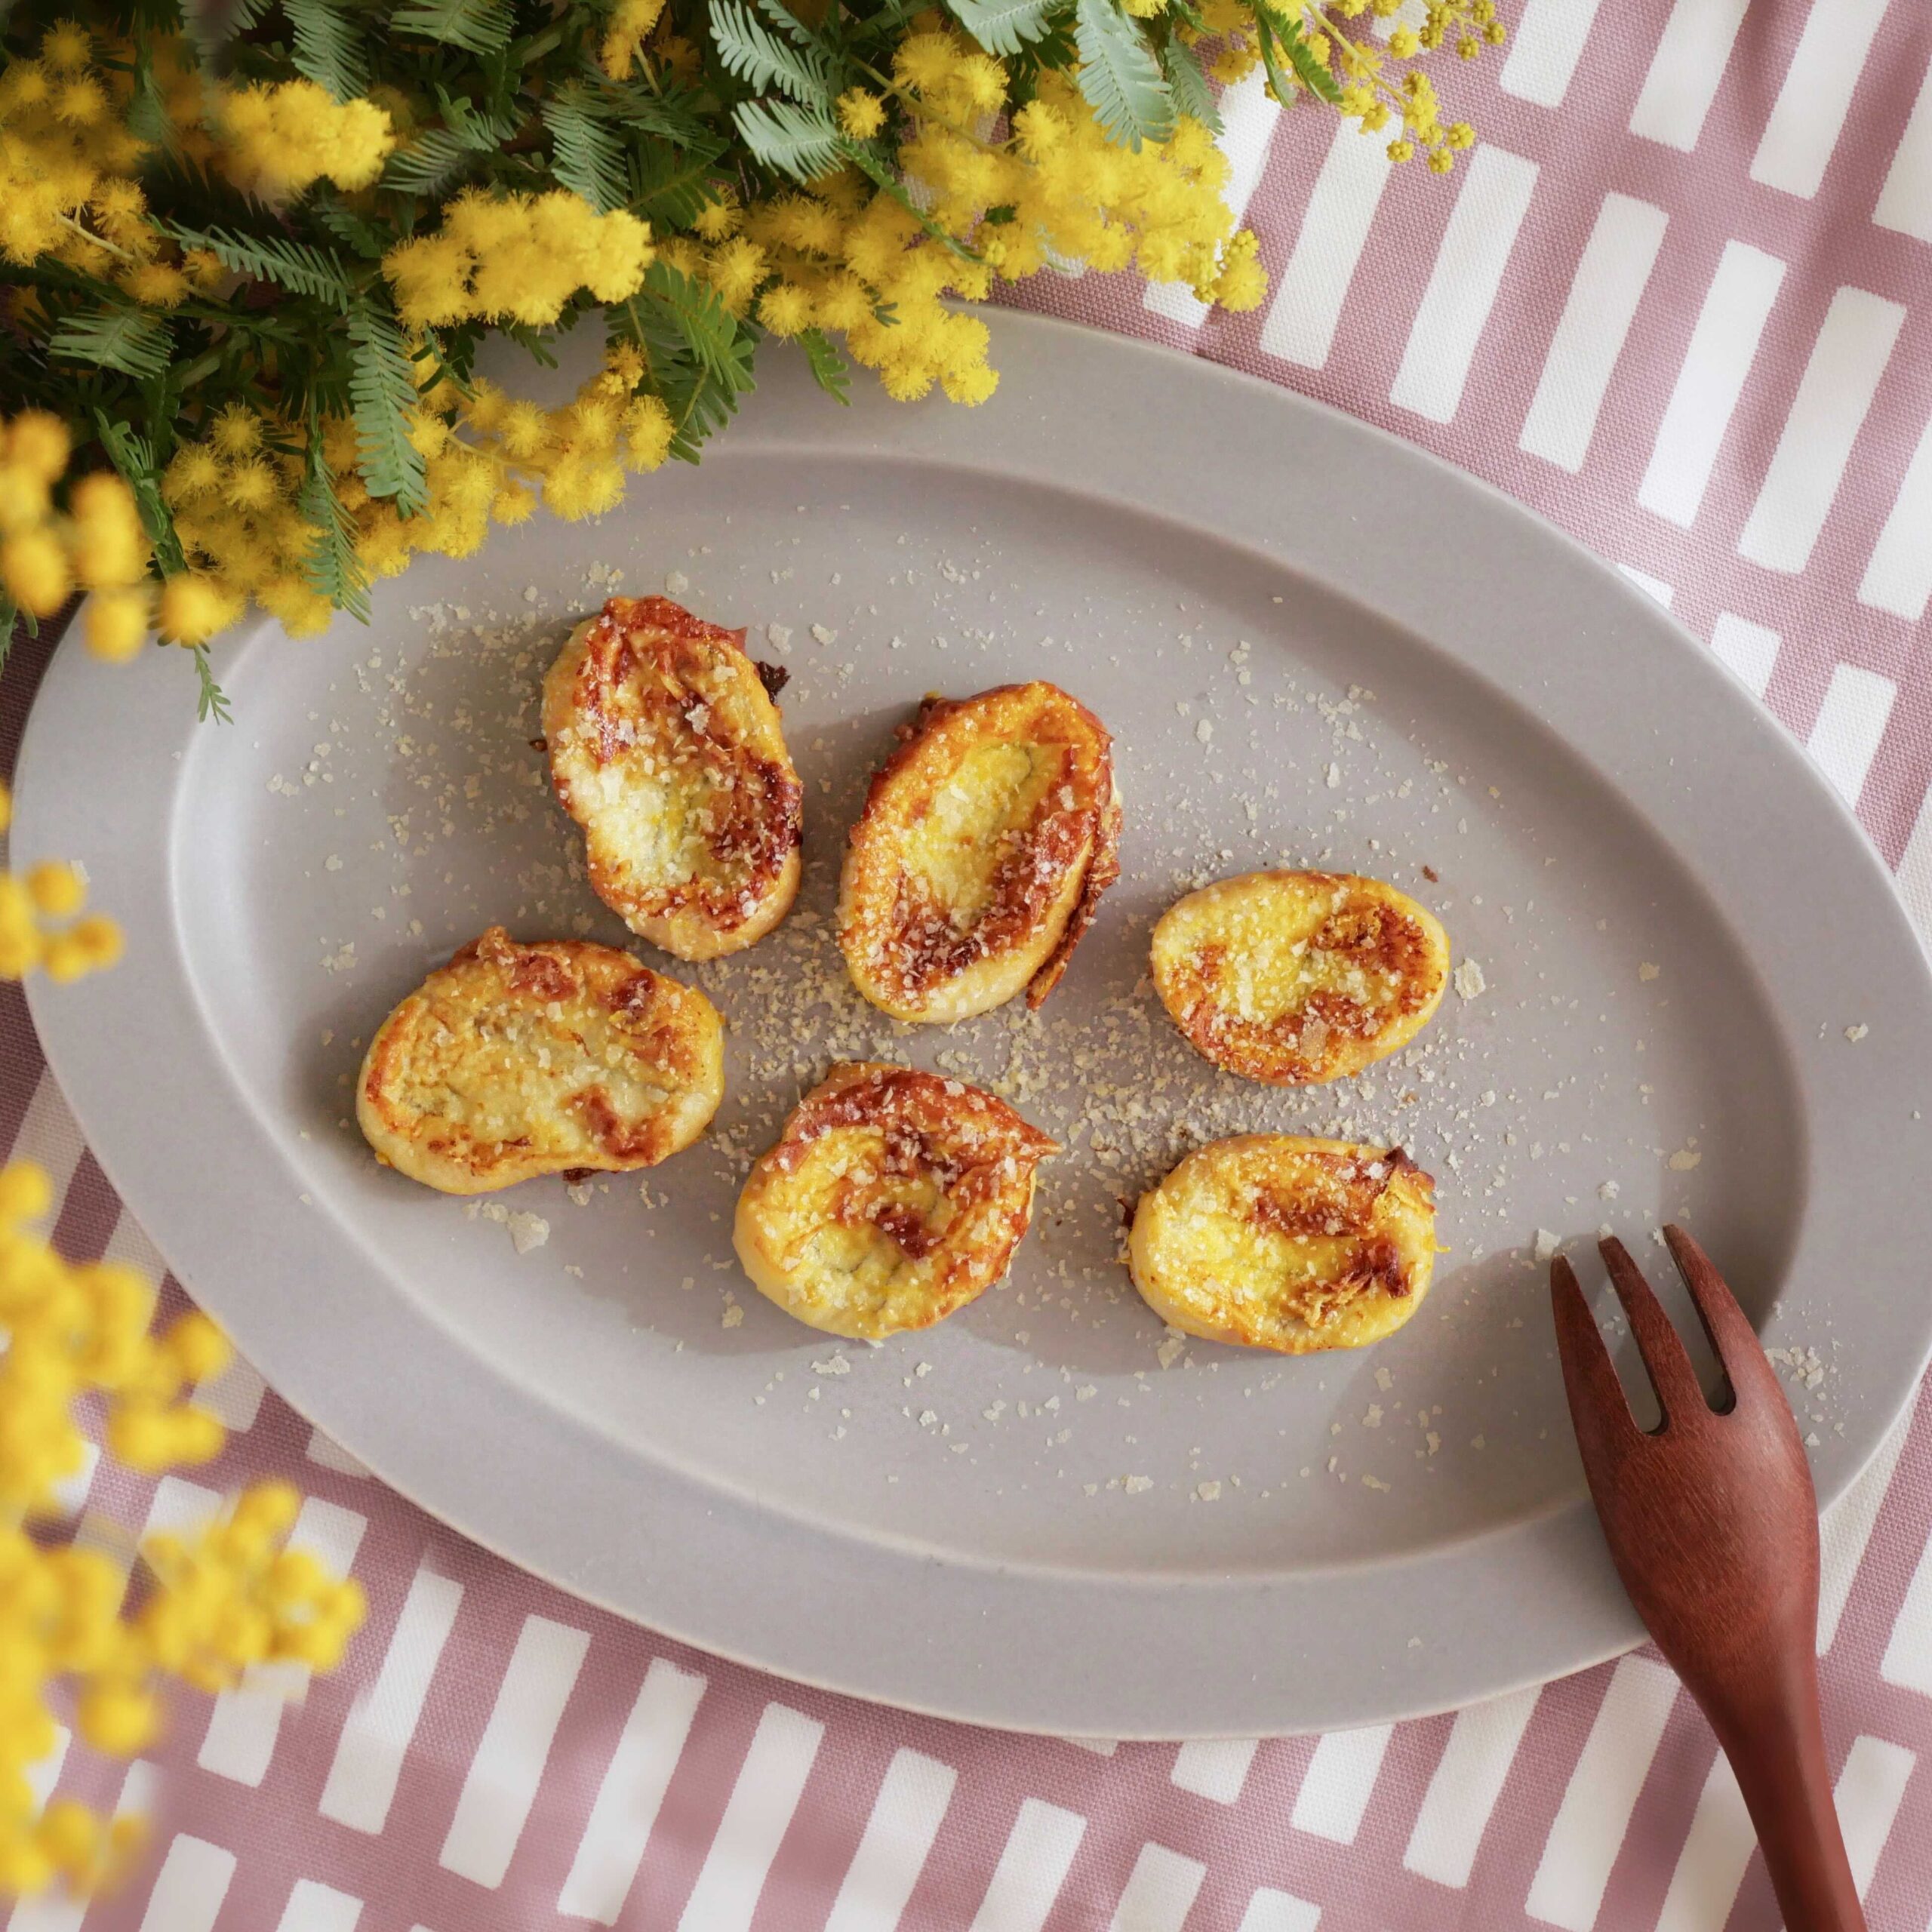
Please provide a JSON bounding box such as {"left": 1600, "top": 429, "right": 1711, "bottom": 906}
{"left": 1599, "top": 1236, "right": 1708, "bottom": 1423}
{"left": 1550, "top": 1255, "right": 1641, "bottom": 1449}
{"left": 1662, "top": 1224, "right": 1780, "bottom": 1405}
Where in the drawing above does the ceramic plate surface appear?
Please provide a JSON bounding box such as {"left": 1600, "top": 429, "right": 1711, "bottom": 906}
{"left": 20, "top": 313, "right": 1932, "bottom": 1736}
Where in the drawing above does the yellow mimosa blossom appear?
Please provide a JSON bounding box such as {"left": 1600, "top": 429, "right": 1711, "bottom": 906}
{"left": 218, "top": 82, "right": 396, "bottom": 198}
{"left": 383, "top": 190, "right": 653, "bottom": 329}
{"left": 0, "top": 1165, "right": 365, "bottom": 1894}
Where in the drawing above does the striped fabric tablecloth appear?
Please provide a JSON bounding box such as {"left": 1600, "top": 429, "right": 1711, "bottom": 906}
{"left": 8, "top": 0, "right": 1932, "bottom": 1924}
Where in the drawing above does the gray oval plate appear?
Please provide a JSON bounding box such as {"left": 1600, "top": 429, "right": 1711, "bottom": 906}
{"left": 19, "top": 312, "right": 1932, "bottom": 1737}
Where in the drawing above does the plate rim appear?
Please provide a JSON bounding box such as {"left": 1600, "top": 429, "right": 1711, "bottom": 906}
{"left": 17, "top": 308, "right": 1932, "bottom": 1736}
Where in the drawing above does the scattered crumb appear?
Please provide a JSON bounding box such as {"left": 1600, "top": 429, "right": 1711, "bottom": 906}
{"left": 1844, "top": 1023, "right": 1869, "bottom": 1043}
{"left": 1454, "top": 958, "right": 1487, "bottom": 1001}
{"left": 1195, "top": 1480, "right": 1222, "bottom": 1502}
{"left": 506, "top": 1211, "right": 549, "bottom": 1254}
{"left": 1638, "top": 961, "right": 1660, "bottom": 982}
{"left": 1533, "top": 1228, "right": 1559, "bottom": 1263}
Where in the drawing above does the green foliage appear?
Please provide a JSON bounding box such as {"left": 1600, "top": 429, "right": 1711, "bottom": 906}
{"left": 2, "top": 0, "right": 1472, "bottom": 721}
{"left": 47, "top": 307, "right": 174, "bottom": 381}
{"left": 709, "top": 0, "right": 835, "bottom": 102}
{"left": 733, "top": 97, "right": 843, "bottom": 180}
{"left": 1161, "top": 35, "right": 1220, "bottom": 133}
{"left": 1072, "top": 0, "right": 1174, "bottom": 148}
{"left": 544, "top": 85, "right": 630, "bottom": 211}
{"left": 94, "top": 414, "right": 188, "bottom": 576}
{"left": 162, "top": 224, "right": 356, "bottom": 306}
{"left": 798, "top": 327, "right": 851, "bottom": 403}
{"left": 946, "top": 0, "right": 1063, "bottom": 58}
{"left": 347, "top": 297, "right": 429, "bottom": 516}
{"left": 191, "top": 644, "right": 233, "bottom": 724}
{"left": 283, "top": 0, "right": 370, "bottom": 100}
{"left": 629, "top": 139, "right": 730, "bottom": 229}
{"left": 126, "top": 41, "right": 180, "bottom": 155}
{"left": 297, "top": 426, "right": 372, "bottom": 623}
{"left": 1255, "top": 1, "right": 1344, "bottom": 103}
{"left": 608, "top": 262, "right": 758, "bottom": 465}
{"left": 391, "top": 0, "right": 512, "bottom": 54}
{"left": 307, "top": 189, "right": 390, "bottom": 260}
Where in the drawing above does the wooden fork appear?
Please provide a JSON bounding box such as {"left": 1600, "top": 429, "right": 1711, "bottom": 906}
{"left": 1550, "top": 1226, "right": 1866, "bottom": 1932}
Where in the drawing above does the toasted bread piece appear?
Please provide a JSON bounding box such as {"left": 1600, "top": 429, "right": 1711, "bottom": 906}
{"left": 543, "top": 596, "right": 803, "bottom": 962}
{"left": 1151, "top": 871, "right": 1449, "bottom": 1084}
{"left": 358, "top": 926, "right": 724, "bottom": 1195}
{"left": 838, "top": 682, "right": 1121, "bottom": 1023}
{"left": 1129, "top": 1134, "right": 1438, "bottom": 1353}
{"left": 734, "top": 1061, "right": 1057, "bottom": 1340}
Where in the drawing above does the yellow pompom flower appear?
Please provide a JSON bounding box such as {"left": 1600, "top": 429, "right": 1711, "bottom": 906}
{"left": 156, "top": 574, "right": 239, "bottom": 645}
{"left": 7, "top": 414, "right": 70, "bottom": 484}
{"left": 600, "top": 0, "right": 668, "bottom": 75}
{"left": 836, "top": 88, "right": 887, "bottom": 139}
{"left": 1, "top": 528, "right": 70, "bottom": 614}
{"left": 41, "top": 20, "right": 94, "bottom": 70}
{"left": 217, "top": 82, "right": 396, "bottom": 198}
{"left": 208, "top": 405, "right": 261, "bottom": 458}
{"left": 622, "top": 396, "right": 675, "bottom": 469}
{"left": 122, "top": 261, "right": 189, "bottom": 308}
{"left": 82, "top": 587, "right": 150, "bottom": 662}
{"left": 25, "top": 863, "right": 84, "bottom": 920}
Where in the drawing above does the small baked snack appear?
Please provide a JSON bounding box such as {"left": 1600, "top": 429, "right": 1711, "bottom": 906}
{"left": 838, "top": 682, "right": 1121, "bottom": 1023}
{"left": 1150, "top": 871, "right": 1449, "bottom": 1084}
{"left": 1128, "top": 1134, "right": 1438, "bottom": 1353}
{"left": 543, "top": 595, "right": 803, "bottom": 961}
{"left": 358, "top": 926, "right": 724, "bottom": 1195}
{"left": 734, "top": 1062, "right": 1057, "bottom": 1340}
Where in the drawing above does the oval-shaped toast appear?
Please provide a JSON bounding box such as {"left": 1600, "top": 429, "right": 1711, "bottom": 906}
{"left": 544, "top": 595, "right": 803, "bottom": 961}
{"left": 1128, "top": 1134, "right": 1438, "bottom": 1353}
{"left": 838, "top": 683, "right": 1121, "bottom": 1023}
{"left": 358, "top": 926, "right": 724, "bottom": 1194}
{"left": 1151, "top": 871, "right": 1449, "bottom": 1084}
{"left": 734, "top": 1061, "right": 1057, "bottom": 1340}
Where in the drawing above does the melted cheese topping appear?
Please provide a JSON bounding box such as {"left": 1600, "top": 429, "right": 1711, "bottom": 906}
{"left": 357, "top": 926, "right": 723, "bottom": 1194}
{"left": 544, "top": 596, "right": 802, "bottom": 961}
{"left": 734, "top": 1062, "right": 1057, "bottom": 1339}
{"left": 1129, "top": 1134, "right": 1438, "bottom": 1353}
{"left": 1151, "top": 871, "right": 1449, "bottom": 1084}
{"left": 838, "top": 683, "right": 1121, "bottom": 1023}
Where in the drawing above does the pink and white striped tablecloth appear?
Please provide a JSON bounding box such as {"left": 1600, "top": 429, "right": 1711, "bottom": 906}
{"left": 9, "top": 0, "right": 1932, "bottom": 1924}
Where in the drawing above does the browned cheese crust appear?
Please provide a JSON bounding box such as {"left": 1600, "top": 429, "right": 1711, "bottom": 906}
{"left": 357, "top": 925, "right": 724, "bottom": 1194}
{"left": 543, "top": 596, "right": 803, "bottom": 961}
{"left": 838, "top": 683, "right": 1121, "bottom": 1023}
{"left": 1151, "top": 871, "right": 1450, "bottom": 1084}
{"left": 733, "top": 1062, "right": 1059, "bottom": 1339}
{"left": 1128, "top": 1134, "right": 1438, "bottom": 1353}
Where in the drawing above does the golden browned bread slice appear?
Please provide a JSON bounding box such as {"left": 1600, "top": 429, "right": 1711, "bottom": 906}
{"left": 357, "top": 926, "right": 724, "bottom": 1194}
{"left": 838, "top": 682, "right": 1121, "bottom": 1023}
{"left": 734, "top": 1061, "right": 1057, "bottom": 1340}
{"left": 1150, "top": 871, "right": 1449, "bottom": 1084}
{"left": 1128, "top": 1134, "right": 1438, "bottom": 1353}
{"left": 543, "top": 596, "right": 802, "bottom": 962}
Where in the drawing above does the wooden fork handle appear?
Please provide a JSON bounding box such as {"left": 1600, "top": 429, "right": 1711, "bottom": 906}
{"left": 1703, "top": 1646, "right": 1866, "bottom": 1932}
